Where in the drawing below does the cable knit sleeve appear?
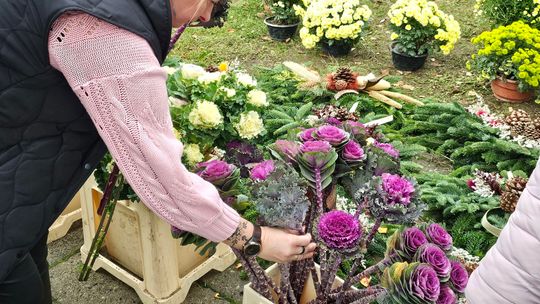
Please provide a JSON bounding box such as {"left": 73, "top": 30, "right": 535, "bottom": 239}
{"left": 48, "top": 12, "right": 240, "bottom": 242}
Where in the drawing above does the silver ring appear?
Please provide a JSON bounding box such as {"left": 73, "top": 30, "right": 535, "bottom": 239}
{"left": 299, "top": 246, "right": 306, "bottom": 255}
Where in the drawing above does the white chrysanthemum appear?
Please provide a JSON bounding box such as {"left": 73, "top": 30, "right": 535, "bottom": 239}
{"left": 235, "top": 111, "right": 265, "bottom": 139}
{"left": 220, "top": 87, "right": 237, "bottom": 98}
{"left": 247, "top": 90, "right": 268, "bottom": 107}
{"left": 181, "top": 64, "right": 206, "bottom": 79}
{"left": 236, "top": 72, "right": 258, "bottom": 87}
{"left": 183, "top": 143, "right": 204, "bottom": 165}
{"left": 188, "top": 100, "right": 223, "bottom": 129}
{"left": 304, "top": 115, "right": 321, "bottom": 126}
{"left": 163, "top": 66, "right": 177, "bottom": 75}
{"left": 197, "top": 72, "right": 222, "bottom": 84}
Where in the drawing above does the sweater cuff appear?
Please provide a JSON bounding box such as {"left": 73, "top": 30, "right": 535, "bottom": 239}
{"left": 206, "top": 205, "right": 241, "bottom": 242}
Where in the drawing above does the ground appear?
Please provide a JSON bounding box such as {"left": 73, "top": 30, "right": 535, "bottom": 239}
{"left": 49, "top": 221, "right": 247, "bottom": 304}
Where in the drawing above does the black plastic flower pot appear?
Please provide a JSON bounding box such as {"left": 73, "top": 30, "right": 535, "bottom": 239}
{"left": 391, "top": 43, "right": 428, "bottom": 71}
{"left": 320, "top": 40, "right": 353, "bottom": 57}
{"left": 264, "top": 17, "right": 299, "bottom": 41}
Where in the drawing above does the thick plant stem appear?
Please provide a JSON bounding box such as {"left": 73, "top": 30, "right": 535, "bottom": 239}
{"left": 340, "top": 254, "right": 396, "bottom": 294}
{"left": 339, "top": 259, "right": 361, "bottom": 296}
{"left": 315, "top": 169, "right": 324, "bottom": 217}
{"left": 168, "top": 23, "right": 189, "bottom": 52}
{"left": 80, "top": 164, "right": 123, "bottom": 281}
{"left": 233, "top": 249, "right": 276, "bottom": 300}
{"left": 278, "top": 264, "right": 291, "bottom": 304}
{"left": 364, "top": 218, "right": 382, "bottom": 249}
{"left": 335, "top": 287, "right": 387, "bottom": 304}
{"left": 322, "top": 254, "right": 342, "bottom": 297}
{"left": 329, "top": 285, "right": 386, "bottom": 301}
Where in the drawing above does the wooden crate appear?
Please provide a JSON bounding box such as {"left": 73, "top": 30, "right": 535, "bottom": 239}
{"left": 79, "top": 177, "right": 236, "bottom": 304}
{"left": 47, "top": 192, "right": 82, "bottom": 243}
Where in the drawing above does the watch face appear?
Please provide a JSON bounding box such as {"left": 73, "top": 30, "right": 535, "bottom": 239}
{"left": 244, "top": 243, "right": 261, "bottom": 256}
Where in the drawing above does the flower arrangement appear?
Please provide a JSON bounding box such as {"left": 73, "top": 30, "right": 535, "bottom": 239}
{"left": 266, "top": 0, "right": 301, "bottom": 25}
{"left": 167, "top": 62, "right": 269, "bottom": 167}
{"left": 234, "top": 115, "right": 469, "bottom": 303}
{"left": 294, "top": 0, "right": 372, "bottom": 50}
{"left": 474, "top": 0, "right": 540, "bottom": 28}
{"left": 388, "top": 0, "right": 461, "bottom": 56}
{"left": 467, "top": 21, "right": 540, "bottom": 92}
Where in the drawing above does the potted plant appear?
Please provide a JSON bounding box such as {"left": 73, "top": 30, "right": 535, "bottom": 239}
{"left": 294, "top": 0, "right": 373, "bottom": 57}
{"left": 388, "top": 0, "right": 461, "bottom": 71}
{"left": 474, "top": 0, "right": 540, "bottom": 29}
{"left": 234, "top": 119, "right": 470, "bottom": 303}
{"left": 264, "top": 0, "right": 302, "bottom": 41}
{"left": 468, "top": 21, "right": 540, "bottom": 103}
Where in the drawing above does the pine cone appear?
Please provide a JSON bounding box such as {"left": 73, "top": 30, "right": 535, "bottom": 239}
{"left": 500, "top": 191, "right": 519, "bottom": 213}
{"left": 505, "top": 176, "right": 528, "bottom": 194}
{"left": 314, "top": 104, "right": 359, "bottom": 122}
{"left": 206, "top": 65, "right": 219, "bottom": 73}
{"left": 334, "top": 67, "right": 357, "bottom": 83}
{"left": 524, "top": 124, "right": 540, "bottom": 140}
{"left": 335, "top": 80, "right": 348, "bottom": 91}
{"left": 506, "top": 109, "right": 532, "bottom": 137}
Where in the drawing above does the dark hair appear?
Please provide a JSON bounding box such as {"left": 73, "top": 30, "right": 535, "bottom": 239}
{"left": 191, "top": 0, "right": 230, "bottom": 28}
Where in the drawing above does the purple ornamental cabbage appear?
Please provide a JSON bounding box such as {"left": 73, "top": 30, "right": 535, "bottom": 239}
{"left": 382, "top": 173, "right": 415, "bottom": 206}
{"left": 414, "top": 244, "right": 452, "bottom": 282}
{"left": 197, "top": 160, "right": 236, "bottom": 185}
{"left": 382, "top": 262, "right": 441, "bottom": 303}
{"left": 314, "top": 125, "right": 350, "bottom": 147}
{"left": 269, "top": 140, "right": 301, "bottom": 165}
{"left": 250, "top": 160, "right": 276, "bottom": 181}
{"left": 342, "top": 140, "right": 365, "bottom": 162}
{"left": 424, "top": 223, "right": 453, "bottom": 251}
{"left": 449, "top": 261, "right": 469, "bottom": 293}
{"left": 437, "top": 285, "right": 457, "bottom": 304}
{"left": 373, "top": 140, "right": 400, "bottom": 159}
{"left": 386, "top": 227, "right": 428, "bottom": 260}
{"left": 299, "top": 128, "right": 317, "bottom": 142}
{"left": 318, "top": 210, "right": 361, "bottom": 252}
{"left": 300, "top": 140, "right": 333, "bottom": 153}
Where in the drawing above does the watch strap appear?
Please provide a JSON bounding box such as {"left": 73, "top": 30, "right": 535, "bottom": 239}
{"left": 251, "top": 224, "right": 262, "bottom": 243}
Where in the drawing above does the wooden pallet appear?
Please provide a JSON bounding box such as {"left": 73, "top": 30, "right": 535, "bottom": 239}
{"left": 79, "top": 177, "right": 236, "bottom": 303}
{"left": 47, "top": 193, "right": 82, "bottom": 243}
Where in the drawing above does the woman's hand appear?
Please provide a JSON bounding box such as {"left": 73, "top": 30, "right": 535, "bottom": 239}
{"left": 224, "top": 219, "right": 316, "bottom": 263}
{"left": 259, "top": 226, "right": 316, "bottom": 263}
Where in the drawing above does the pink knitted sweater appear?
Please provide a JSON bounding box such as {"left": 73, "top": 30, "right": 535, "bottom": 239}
{"left": 48, "top": 12, "right": 240, "bottom": 242}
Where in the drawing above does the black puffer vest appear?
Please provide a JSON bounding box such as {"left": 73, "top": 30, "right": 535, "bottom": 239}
{"left": 0, "top": 0, "right": 172, "bottom": 282}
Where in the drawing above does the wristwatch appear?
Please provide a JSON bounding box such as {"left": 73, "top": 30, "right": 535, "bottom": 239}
{"left": 243, "top": 225, "right": 262, "bottom": 257}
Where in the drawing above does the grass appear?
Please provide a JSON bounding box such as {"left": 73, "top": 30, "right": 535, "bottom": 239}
{"left": 171, "top": 0, "right": 539, "bottom": 115}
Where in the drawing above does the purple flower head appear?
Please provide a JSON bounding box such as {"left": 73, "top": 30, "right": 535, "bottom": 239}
{"left": 402, "top": 227, "right": 428, "bottom": 258}
{"left": 414, "top": 244, "right": 452, "bottom": 281}
{"left": 374, "top": 140, "right": 400, "bottom": 159}
{"left": 344, "top": 120, "right": 368, "bottom": 136}
{"left": 326, "top": 117, "right": 342, "bottom": 126}
{"left": 300, "top": 140, "right": 332, "bottom": 153}
{"left": 411, "top": 264, "right": 441, "bottom": 302}
{"left": 318, "top": 210, "right": 362, "bottom": 251}
{"left": 298, "top": 128, "right": 317, "bottom": 142}
{"left": 225, "top": 141, "right": 262, "bottom": 166}
{"left": 437, "top": 285, "right": 457, "bottom": 304}
{"left": 382, "top": 173, "right": 416, "bottom": 206}
{"left": 315, "top": 125, "right": 350, "bottom": 146}
{"left": 250, "top": 160, "right": 275, "bottom": 181}
{"left": 342, "top": 140, "right": 365, "bottom": 162}
{"left": 425, "top": 223, "right": 453, "bottom": 251}
{"left": 197, "top": 160, "right": 235, "bottom": 182}
{"left": 449, "top": 261, "right": 469, "bottom": 293}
